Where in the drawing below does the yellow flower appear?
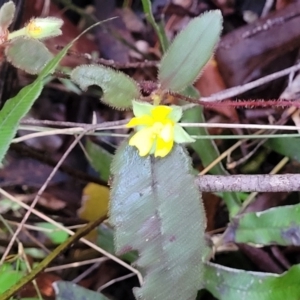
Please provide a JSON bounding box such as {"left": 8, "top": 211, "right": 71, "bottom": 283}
{"left": 126, "top": 101, "right": 195, "bottom": 158}
{"left": 8, "top": 17, "right": 63, "bottom": 40}
{"left": 25, "top": 18, "right": 63, "bottom": 39}
{"left": 26, "top": 19, "right": 45, "bottom": 38}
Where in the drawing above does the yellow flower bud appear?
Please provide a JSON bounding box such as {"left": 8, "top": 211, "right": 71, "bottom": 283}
{"left": 25, "top": 17, "right": 63, "bottom": 39}
{"left": 8, "top": 17, "right": 63, "bottom": 40}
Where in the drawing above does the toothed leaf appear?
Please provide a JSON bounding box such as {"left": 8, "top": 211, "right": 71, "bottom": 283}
{"left": 5, "top": 37, "right": 53, "bottom": 74}
{"left": 110, "top": 143, "right": 206, "bottom": 300}
{"left": 158, "top": 10, "right": 222, "bottom": 92}
{"left": 71, "top": 65, "right": 140, "bottom": 110}
{"left": 0, "top": 1, "right": 15, "bottom": 29}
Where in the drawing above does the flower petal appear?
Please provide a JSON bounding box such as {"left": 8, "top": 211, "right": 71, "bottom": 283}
{"left": 155, "top": 137, "right": 173, "bottom": 157}
{"left": 129, "top": 128, "right": 154, "bottom": 156}
{"left": 151, "top": 105, "right": 172, "bottom": 120}
{"left": 174, "top": 124, "right": 195, "bottom": 143}
{"left": 126, "top": 115, "right": 153, "bottom": 127}
{"left": 160, "top": 122, "right": 174, "bottom": 142}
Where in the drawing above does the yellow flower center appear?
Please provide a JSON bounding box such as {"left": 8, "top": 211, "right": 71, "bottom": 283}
{"left": 26, "top": 20, "right": 42, "bottom": 37}
{"left": 151, "top": 122, "right": 164, "bottom": 136}
{"left": 126, "top": 101, "right": 193, "bottom": 157}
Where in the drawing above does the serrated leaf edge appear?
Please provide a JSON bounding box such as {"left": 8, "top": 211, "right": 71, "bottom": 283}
{"left": 71, "top": 64, "right": 141, "bottom": 110}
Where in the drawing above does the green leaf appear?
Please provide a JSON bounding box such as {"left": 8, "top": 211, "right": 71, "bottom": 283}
{"left": 0, "top": 80, "right": 43, "bottom": 164}
{"left": 0, "top": 268, "right": 23, "bottom": 294}
{"left": 0, "top": 1, "right": 15, "bottom": 28}
{"left": 168, "top": 105, "right": 182, "bottom": 122}
{"left": 266, "top": 137, "right": 300, "bottom": 162}
{"left": 132, "top": 100, "right": 153, "bottom": 117}
{"left": 158, "top": 10, "right": 222, "bottom": 92}
{"left": 180, "top": 87, "right": 241, "bottom": 217}
{"left": 174, "top": 124, "right": 195, "bottom": 143}
{"left": 5, "top": 37, "right": 53, "bottom": 74}
{"left": 204, "top": 262, "right": 300, "bottom": 300}
{"left": 97, "top": 224, "right": 115, "bottom": 256}
{"left": 59, "top": 77, "right": 82, "bottom": 94}
{"left": 71, "top": 65, "right": 140, "bottom": 110}
{"left": 86, "top": 139, "right": 113, "bottom": 182}
{"left": 0, "top": 21, "right": 95, "bottom": 165}
{"left": 0, "top": 198, "right": 21, "bottom": 213}
{"left": 25, "top": 248, "right": 46, "bottom": 259}
{"left": 110, "top": 143, "right": 206, "bottom": 300}
{"left": 223, "top": 203, "right": 300, "bottom": 246}
{"left": 53, "top": 281, "right": 109, "bottom": 300}
{"left": 36, "top": 222, "right": 69, "bottom": 244}
{"left": 97, "top": 224, "right": 138, "bottom": 263}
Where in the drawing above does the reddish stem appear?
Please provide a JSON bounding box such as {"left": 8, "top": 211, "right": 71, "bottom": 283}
{"left": 169, "top": 91, "right": 300, "bottom": 108}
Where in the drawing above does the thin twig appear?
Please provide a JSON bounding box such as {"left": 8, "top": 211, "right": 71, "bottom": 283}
{"left": 240, "top": 156, "right": 290, "bottom": 211}
{"left": 2, "top": 126, "right": 131, "bottom": 296}
{"left": 73, "top": 261, "right": 103, "bottom": 284}
{"left": 45, "top": 257, "right": 108, "bottom": 272}
{"left": 10, "top": 143, "right": 107, "bottom": 186}
{"left": 20, "top": 118, "right": 129, "bottom": 130}
{"left": 261, "top": 0, "right": 274, "bottom": 17}
{"left": 97, "top": 273, "right": 136, "bottom": 292}
{"left": 0, "top": 133, "right": 86, "bottom": 264}
{"left": 56, "top": 46, "right": 159, "bottom": 69}
{"left": 195, "top": 173, "right": 300, "bottom": 192}
{"left": 199, "top": 107, "right": 295, "bottom": 174}
{"left": 19, "top": 244, "right": 43, "bottom": 300}
{"left": 200, "top": 62, "right": 300, "bottom": 102}
{"left": 181, "top": 122, "right": 300, "bottom": 131}
{"left": 226, "top": 137, "right": 266, "bottom": 169}
{"left": 0, "top": 188, "right": 143, "bottom": 292}
{"left": 13, "top": 127, "right": 84, "bottom": 143}
{"left": 0, "top": 189, "right": 142, "bottom": 287}
{"left": 0, "top": 216, "right": 106, "bottom": 300}
{"left": 20, "top": 118, "right": 300, "bottom": 133}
